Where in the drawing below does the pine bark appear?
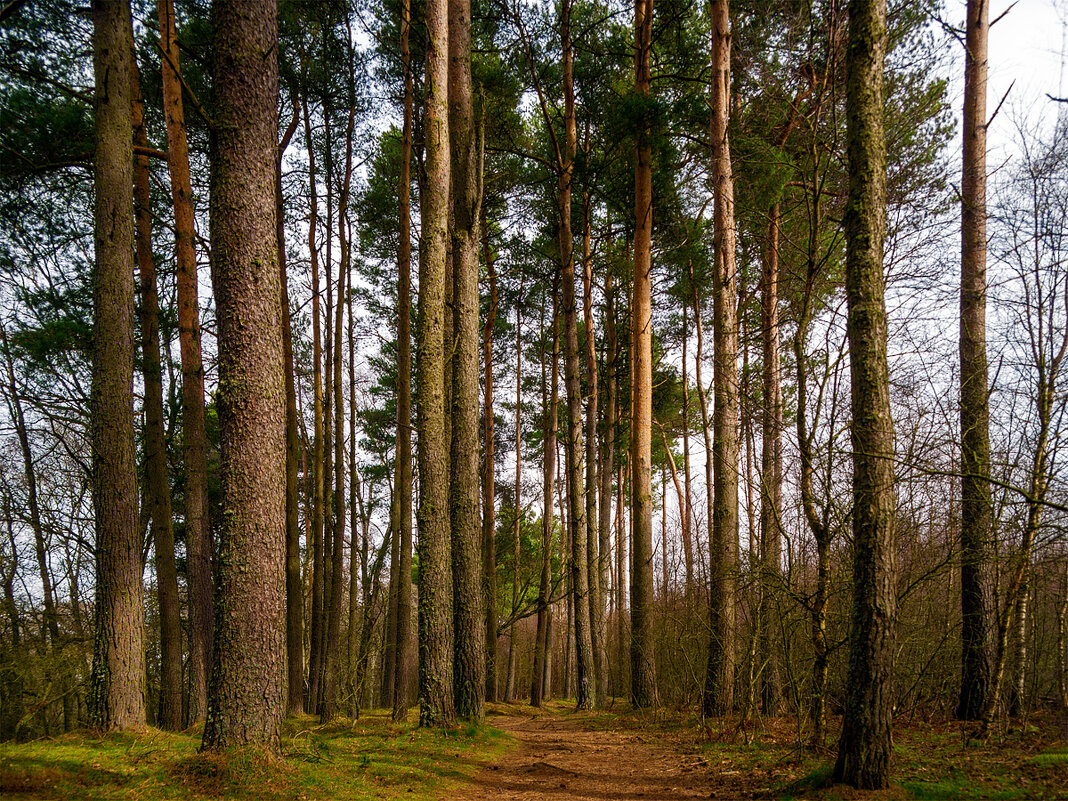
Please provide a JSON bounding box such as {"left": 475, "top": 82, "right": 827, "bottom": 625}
{"left": 201, "top": 0, "right": 286, "bottom": 752}
{"left": 832, "top": 0, "right": 896, "bottom": 785}
{"left": 582, "top": 196, "right": 608, "bottom": 708}
{"left": 704, "top": 0, "right": 739, "bottom": 718}
{"left": 278, "top": 106, "right": 304, "bottom": 718}
{"left": 132, "top": 61, "right": 182, "bottom": 731}
{"left": 481, "top": 210, "right": 499, "bottom": 704}
{"left": 157, "top": 0, "right": 212, "bottom": 723}
{"left": 417, "top": 0, "right": 456, "bottom": 726}
{"left": 630, "top": 0, "right": 657, "bottom": 710}
{"left": 532, "top": 291, "right": 560, "bottom": 708}
{"left": 448, "top": 0, "right": 486, "bottom": 722}
{"left": 320, "top": 89, "right": 355, "bottom": 724}
{"left": 558, "top": 0, "right": 596, "bottom": 712}
{"left": 89, "top": 0, "right": 145, "bottom": 733}
{"left": 958, "top": 0, "right": 991, "bottom": 723}
{"left": 391, "top": 0, "right": 416, "bottom": 720}
{"left": 302, "top": 94, "right": 326, "bottom": 715}
{"left": 758, "top": 205, "right": 783, "bottom": 715}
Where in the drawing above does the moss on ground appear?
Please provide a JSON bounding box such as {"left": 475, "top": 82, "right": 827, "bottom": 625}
{"left": 0, "top": 711, "right": 511, "bottom": 801}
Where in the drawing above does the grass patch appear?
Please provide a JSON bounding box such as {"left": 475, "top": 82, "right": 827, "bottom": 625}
{"left": 0, "top": 710, "right": 511, "bottom": 801}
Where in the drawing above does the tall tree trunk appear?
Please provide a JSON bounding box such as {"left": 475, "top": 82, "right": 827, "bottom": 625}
{"left": 417, "top": 0, "right": 456, "bottom": 726}
{"left": 132, "top": 61, "right": 181, "bottom": 731}
{"left": 958, "top": 0, "right": 991, "bottom": 723}
{"left": 303, "top": 95, "right": 327, "bottom": 715}
{"left": 89, "top": 0, "right": 144, "bottom": 733}
{"left": 630, "top": 0, "right": 657, "bottom": 710}
{"left": 391, "top": 0, "right": 416, "bottom": 721}
{"left": 680, "top": 304, "right": 694, "bottom": 595}
{"left": 704, "top": 0, "right": 739, "bottom": 718}
{"left": 278, "top": 103, "right": 304, "bottom": 718}
{"left": 348, "top": 289, "right": 360, "bottom": 718}
{"left": 201, "top": 0, "right": 285, "bottom": 752}
{"left": 598, "top": 269, "right": 617, "bottom": 696}
{"left": 481, "top": 209, "right": 499, "bottom": 704}
{"left": 832, "top": 0, "right": 896, "bottom": 785}
{"left": 1008, "top": 578, "right": 1030, "bottom": 717}
{"left": 320, "top": 87, "right": 356, "bottom": 725}
{"left": 505, "top": 316, "right": 522, "bottom": 703}
{"left": 157, "top": 0, "right": 211, "bottom": 723}
{"left": 758, "top": 205, "right": 783, "bottom": 716}
{"left": 448, "top": 0, "right": 486, "bottom": 722}
{"left": 558, "top": 0, "right": 596, "bottom": 712}
{"left": 582, "top": 194, "right": 608, "bottom": 709}
{"left": 533, "top": 290, "right": 560, "bottom": 707}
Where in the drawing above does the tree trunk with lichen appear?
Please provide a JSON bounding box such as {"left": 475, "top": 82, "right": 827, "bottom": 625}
{"left": 832, "top": 0, "right": 896, "bottom": 785}
{"left": 417, "top": 0, "right": 456, "bottom": 727}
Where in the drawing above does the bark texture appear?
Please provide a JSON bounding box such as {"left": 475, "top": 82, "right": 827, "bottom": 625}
{"left": 704, "top": 0, "right": 739, "bottom": 718}
{"left": 832, "top": 0, "right": 896, "bottom": 785}
{"left": 89, "top": 0, "right": 145, "bottom": 733}
{"left": 449, "top": 0, "right": 486, "bottom": 722}
{"left": 630, "top": 0, "right": 658, "bottom": 710}
{"left": 392, "top": 0, "right": 416, "bottom": 722}
{"left": 132, "top": 63, "right": 182, "bottom": 731}
{"left": 201, "top": 0, "right": 286, "bottom": 752}
{"left": 157, "top": 0, "right": 212, "bottom": 723}
{"left": 418, "top": 0, "right": 456, "bottom": 726}
{"left": 958, "top": 0, "right": 991, "bottom": 723}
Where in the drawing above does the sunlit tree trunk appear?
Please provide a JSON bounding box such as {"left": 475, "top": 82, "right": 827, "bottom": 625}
{"left": 630, "top": 0, "right": 657, "bottom": 710}
{"left": 558, "top": 0, "right": 596, "bottom": 712}
{"left": 157, "top": 0, "right": 211, "bottom": 723}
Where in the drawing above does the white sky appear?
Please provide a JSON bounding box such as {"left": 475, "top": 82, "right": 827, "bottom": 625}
{"left": 985, "top": 0, "right": 1066, "bottom": 154}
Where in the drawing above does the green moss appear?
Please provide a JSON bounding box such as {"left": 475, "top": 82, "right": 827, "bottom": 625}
{"left": 0, "top": 711, "right": 511, "bottom": 801}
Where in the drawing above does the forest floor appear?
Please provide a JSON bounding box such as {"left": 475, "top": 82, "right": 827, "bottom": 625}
{"left": 1, "top": 701, "right": 1065, "bottom": 800}
{"left": 451, "top": 700, "right": 1068, "bottom": 801}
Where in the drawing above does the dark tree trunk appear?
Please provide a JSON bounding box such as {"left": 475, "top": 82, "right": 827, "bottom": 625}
{"left": 758, "top": 205, "right": 783, "bottom": 716}
{"left": 89, "top": 0, "right": 145, "bottom": 733}
{"left": 957, "top": 0, "right": 991, "bottom": 723}
{"left": 481, "top": 209, "right": 499, "bottom": 704}
{"left": 303, "top": 90, "right": 328, "bottom": 715}
{"left": 832, "top": 0, "right": 896, "bottom": 785}
{"left": 201, "top": 0, "right": 286, "bottom": 752}
{"left": 132, "top": 61, "right": 182, "bottom": 731}
{"left": 277, "top": 104, "right": 304, "bottom": 718}
{"left": 532, "top": 289, "right": 560, "bottom": 708}
{"left": 391, "top": 0, "right": 416, "bottom": 721}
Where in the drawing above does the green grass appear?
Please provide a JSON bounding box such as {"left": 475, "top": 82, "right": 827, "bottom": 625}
{"left": 0, "top": 711, "right": 512, "bottom": 801}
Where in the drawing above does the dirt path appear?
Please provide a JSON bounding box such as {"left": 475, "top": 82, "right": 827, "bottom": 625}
{"left": 449, "top": 711, "right": 719, "bottom": 801}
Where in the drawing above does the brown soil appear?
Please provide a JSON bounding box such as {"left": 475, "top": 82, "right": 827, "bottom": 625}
{"left": 449, "top": 711, "right": 726, "bottom": 801}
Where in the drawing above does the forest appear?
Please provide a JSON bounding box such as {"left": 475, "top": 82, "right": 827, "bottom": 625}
{"left": 0, "top": 0, "right": 1066, "bottom": 798}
